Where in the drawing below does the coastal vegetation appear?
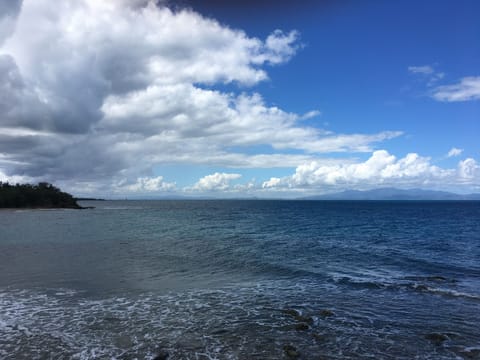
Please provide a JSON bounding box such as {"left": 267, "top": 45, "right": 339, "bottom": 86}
{"left": 0, "top": 182, "right": 83, "bottom": 209}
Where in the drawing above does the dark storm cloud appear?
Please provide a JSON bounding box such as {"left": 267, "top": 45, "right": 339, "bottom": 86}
{"left": 0, "top": 55, "right": 50, "bottom": 131}
{"left": 0, "top": 55, "right": 23, "bottom": 111}
{"left": 1, "top": 133, "right": 131, "bottom": 181}
{"left": 0, "top": 54, "right": 99, "bottom": 134}
{"left": 0, "top": 55, "right": 69, "bottom": 133}
{"left": 0, "top": 13, "right": 152, "bottom": 134}
{"left": 0, "top": 0, "right": 22, "bottom": 15}
{"left": 0, "top": 134, "right": 45, "bottom": 153}
{"left": 0, "top": 0, "right": 22, "bottom": 44}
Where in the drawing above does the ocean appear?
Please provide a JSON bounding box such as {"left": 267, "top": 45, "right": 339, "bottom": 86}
{"left": 0, "top": 200, "right": 479, "bottom": 359}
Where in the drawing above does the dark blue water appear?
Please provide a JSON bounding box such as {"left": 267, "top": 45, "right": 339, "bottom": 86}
{"left": 1, "top": 200, "right": 479, "bottom": 359}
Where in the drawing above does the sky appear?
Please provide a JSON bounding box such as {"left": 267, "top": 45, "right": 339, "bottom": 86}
{"left": 0, "top": 0, "right": 479, "bottom": 198}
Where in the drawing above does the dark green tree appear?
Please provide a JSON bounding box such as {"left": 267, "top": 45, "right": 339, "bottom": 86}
{"left": 0, "top": 182, "right": 82, "bottom": 209}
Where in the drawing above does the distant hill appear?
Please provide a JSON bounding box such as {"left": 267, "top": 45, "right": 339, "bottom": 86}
{"left": 0, "top": 182, "right": 86, "bottom": 209}
{"left": 301, "top": 188, "right": 480, "bottom": 200}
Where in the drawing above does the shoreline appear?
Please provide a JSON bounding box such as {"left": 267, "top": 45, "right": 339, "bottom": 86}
{"left": 0, "top": 205, "right": 94, "bottom": 210}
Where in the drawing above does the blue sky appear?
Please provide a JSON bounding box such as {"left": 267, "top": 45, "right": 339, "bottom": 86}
{"left": 195, "top": 0, "right": 479, "bottom": 153}
{"left": 0, "top": 0, "right": 479, "bottom": 197}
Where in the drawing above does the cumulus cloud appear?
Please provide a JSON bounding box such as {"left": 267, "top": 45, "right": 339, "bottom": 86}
{"left": 101, "top": 86, "right": 400, "bottom": 154}
{"left": 262, "top": 29, "right": 300, "bottom": 64}
{"left": 0, "top": 0, "right": 405, "bottom": 195}
{"left": 262, "top": 150, "right": 479, "bottom": 191}
{"left": 458, "top": 158, "right": 480, "bottom": 181}
{"left": 117, "top": 176, "right": 176, "bottom": 193}
{"left": 447, "top": 147, "right": 463, "bottom": 158}
{"left": 1, "top": 0, "right": 299, "bottom": 134}
{"left": 432, "top": 76, "right": 480, "bottom": 102}
{"left": 190, "top": 172, "right": 242, "bottom": 192}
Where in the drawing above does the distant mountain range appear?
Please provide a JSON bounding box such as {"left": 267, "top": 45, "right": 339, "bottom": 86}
{"left": 301, "top": 188, "right": 480, "bottom": 200}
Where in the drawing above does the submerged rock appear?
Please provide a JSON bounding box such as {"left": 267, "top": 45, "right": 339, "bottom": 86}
{"left": 295, "top": 315, "right": 314, "bottom": 325}
{"left": 153, "top": 349, "right": 169, "bottom": 360}
{"left": 320, "top": 309, "right": 334, "bottom": 317}
{"left": 427, "top": 276, "right": 447, "bottom": 282}
{"left": 295, "top": 322, "right": 310, "bottom": 331}
{"left": 211, "top": 328, "right": 229, "bottom": 335}
{"left": 312, "top": 333, "right": 327, "bottom": 342}
{"left": 459, "top": 348, "right": 480, "bottom": 359}
{"left": 413, "top": 284, "right": 429, "bottom": 291}
{"left": 283, "top": 345, "right": 300, "bottom": 358}
{"left": 282, "top": 308, "right": 313, "bottom": 324}
{"left": 425, "top": 332, "right": 449, "bottom": 345}
{"left": 282, "top": 309, "right": 301, "bottom": 317}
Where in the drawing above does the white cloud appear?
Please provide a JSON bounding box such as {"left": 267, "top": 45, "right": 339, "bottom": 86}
{"left": 447, "top": 147, "right": 463, "bottom": 158}
{"left": 190, "top": 172, "right": 242, "bottom": 192}
{"left": 0, "top": 0, "right": 301, "bottom": 138}
{"left": 0, "top": 0, "right": 405, "bottom": 195}
{"left": 408, "top": 64, "right": 444, "bottom": 86}
{"left": 262, "top": 29, "right": 300, "bottom": 64}
{"left": 432, "top": 76, "right": 480, "bottom": 102}
{"left": 431, "top": 72, "right": 445, "bottom": 80}
{"left": 118, "top": 176, "right": 176, "bottom": 193}
{"left": 233, "top": 179, "right": 257, "bottom": 192}
{"left": 300, "top": 110, "right": 321, "bottom": 120}
{"left": 458, "top": 158, "right": 480, "bottom": 180}
{"left": 4, "top": 1, "right": 299, "bottom": 89}
{"left": 262, "top": 177, "right": 282, "bottom": 188}
{"left": 262, "top": 150, "right": 479, "bottom": 191}
{"left": 0, "top": 169, "right": 32, "bottom": 185}
{"left": 101, "top": 85, "right": 400, "bottom": 154}
{"left": 408, "top": 65, "right": 434, "bottom": 74}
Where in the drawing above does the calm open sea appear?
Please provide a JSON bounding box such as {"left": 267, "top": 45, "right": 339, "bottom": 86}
{"left": 1, "top": 200, "right": 479, "bottom": 359}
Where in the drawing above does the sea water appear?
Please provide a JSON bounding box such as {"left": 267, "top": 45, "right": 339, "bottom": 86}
{"left": 0, "top": 200, "right": 479, "bottom": 359}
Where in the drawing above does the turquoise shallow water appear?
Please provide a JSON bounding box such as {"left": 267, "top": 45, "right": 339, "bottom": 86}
{"left": 0, "top": 200, "right": 479, "bottom": 359}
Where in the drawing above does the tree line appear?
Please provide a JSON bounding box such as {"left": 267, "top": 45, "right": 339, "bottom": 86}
{"left": 0, "top": 182, "right": 81, "bottom": 208}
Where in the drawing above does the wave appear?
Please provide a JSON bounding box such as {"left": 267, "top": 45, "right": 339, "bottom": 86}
{"left": 415, "top": 286, "right": 480, "bottom": 300}
{"left": 1, "top": 282, "right": 478, "bottom": 360}
{"left": 330, "top": 274, "right": 480, "bottom": 301}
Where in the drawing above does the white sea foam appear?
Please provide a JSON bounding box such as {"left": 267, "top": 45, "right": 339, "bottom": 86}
{"left": 0, "top": 282, "right": 478, "bottom": 360}
{"left": 423, "top": 286, "right": 480, "bottom": 300}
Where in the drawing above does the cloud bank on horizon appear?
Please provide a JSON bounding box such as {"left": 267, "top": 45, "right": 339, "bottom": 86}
{"left": 0, "top": 0, "right": 479, "bottom": 197}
